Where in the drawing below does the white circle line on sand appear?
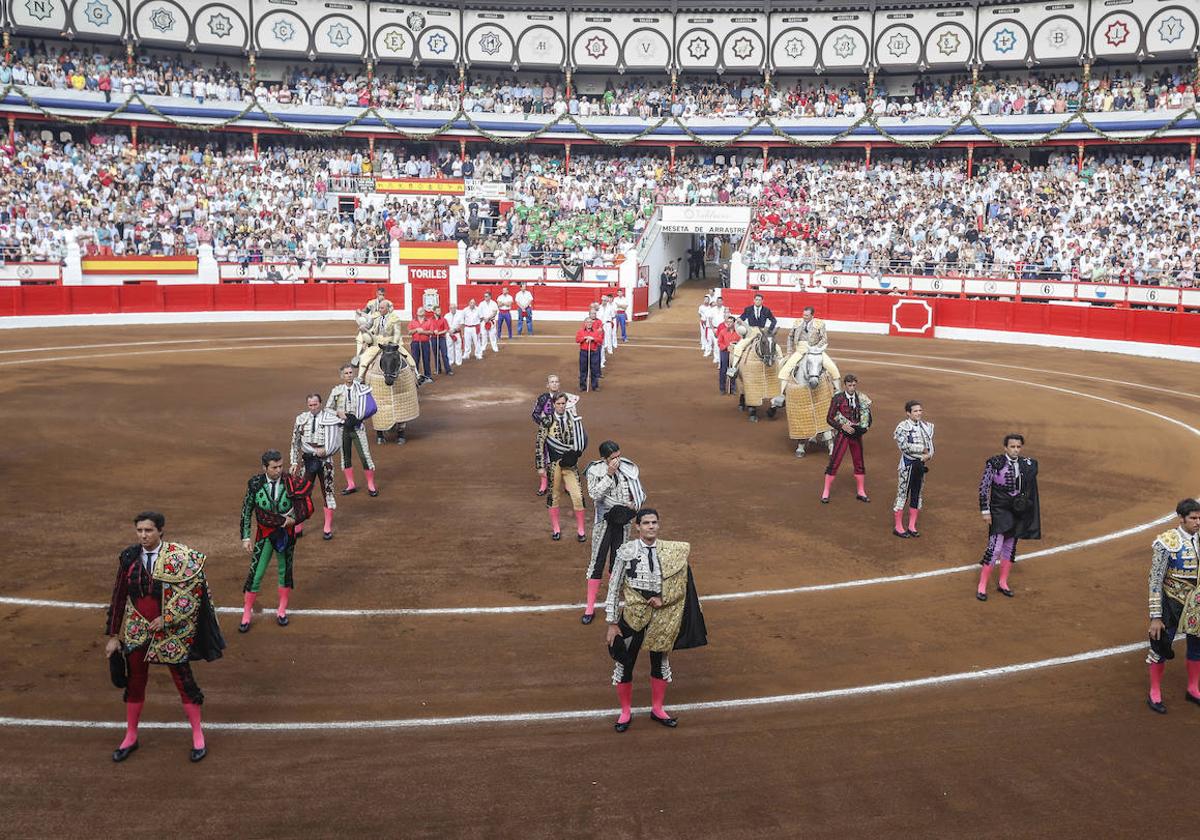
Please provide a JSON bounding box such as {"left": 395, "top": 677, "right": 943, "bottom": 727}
{"left": 0, "top": 344, "right": 1193, "bottom": 616}
{"left": 0, "top": 639, "right": 1160, "bottom": 731}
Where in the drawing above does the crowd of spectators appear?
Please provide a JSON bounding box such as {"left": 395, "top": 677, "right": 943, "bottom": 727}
{"left": 745, "top": 151, "right": 1198, "bottom": 286}
{"left": 0, "top": 114, "right": 1195, "bottom": 288}
{"left": 2, "top": 41, "right": 1195, "bottom": 120}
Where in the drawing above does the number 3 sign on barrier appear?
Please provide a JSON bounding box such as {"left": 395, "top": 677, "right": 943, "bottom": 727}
{"left": 889, "top": 298, "right": 935, "bottom": 338}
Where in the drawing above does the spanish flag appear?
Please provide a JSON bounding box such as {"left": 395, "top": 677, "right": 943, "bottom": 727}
{"left": 81, "top": 255, "right": 199, "bottom": 275}
{"left": 375, "top": 178, "right": 466, "bottom": 195}
{"left": 396, "top": 241, "right": 459, "bottom": 265}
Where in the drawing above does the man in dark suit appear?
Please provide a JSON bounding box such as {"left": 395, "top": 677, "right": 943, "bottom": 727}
{"left": 740, "top": 294, "right": 777, "bottom": 331}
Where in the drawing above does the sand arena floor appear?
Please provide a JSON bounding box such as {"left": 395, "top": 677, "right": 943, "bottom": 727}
{"left": 0, "top": 287, "right": 1197, "bottom": 837}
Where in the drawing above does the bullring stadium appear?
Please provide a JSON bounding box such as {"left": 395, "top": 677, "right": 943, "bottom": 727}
{"left": 1, "top": 0, "right": 1198, "bottom": 836}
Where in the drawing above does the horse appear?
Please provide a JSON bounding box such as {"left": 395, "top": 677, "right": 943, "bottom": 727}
{"left": 365, "top": 343, "right": 420, "bottom": 445}
{"left": 771, "top": 342, "right": 840, "bottom": 457}
{"left": 728, "top": 323, "right": 782, "bottom": 422}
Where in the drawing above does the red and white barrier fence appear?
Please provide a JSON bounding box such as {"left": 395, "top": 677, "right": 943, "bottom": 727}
{"left": 746, "top": 269, "right": 1200, "bottom": 311}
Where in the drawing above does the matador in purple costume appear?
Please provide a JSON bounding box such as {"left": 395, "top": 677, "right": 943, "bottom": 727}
{"left": 976, "top": 433, "right": 1041, "bottom": 601}
{"left": 531, "top": 373, "right": 578, "bottom": 496}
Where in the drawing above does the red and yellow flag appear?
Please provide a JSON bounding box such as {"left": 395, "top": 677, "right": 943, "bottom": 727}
{"left": 396, "top": 241, "right": 459, "bottom": 265}
{"left": 81, "top": 255, "right": 198, "bottom": 275}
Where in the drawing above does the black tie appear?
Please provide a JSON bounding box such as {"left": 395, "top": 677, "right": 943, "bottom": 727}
{"left": 310, "top": 415, "right": 316, "bottom": 435}
{"left": 144, "top": 551, "right": 155, "bottom": 575}
{"left": 646, "top": 546, "right": 656, "bottom": 575}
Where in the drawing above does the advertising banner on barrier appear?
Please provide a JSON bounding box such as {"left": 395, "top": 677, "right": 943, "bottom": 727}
{"left": 1019, "top": 281, "right": 1076, "bottom": 300}
{"left": 888, "top": 298, "right": 936, "bottom": 338}
{"left": 82, "top": 255, "right": 198, "bottom": 275}
{"left": 1075, "top": 284, "right": 1127, "bottom": 303}
{"left": 964, "top": 279, "right": 1018, "bottom": 297}
{"left": 311, "top": 264, "right": 390, "bottom": 282}
{"left": 0, "top": 263, "right": 61, "bottom": 284}
{"left": 1127, "top": 286, "right": 1180, "bottom": 306}
{"left": 659, "top": 204, "right": 753, "bottom": 234}
{"left": 375, "top": 178, "right": 466, "bottom": 196}
{"left": 909, "top": 276, "right": 963, "bottom": 295}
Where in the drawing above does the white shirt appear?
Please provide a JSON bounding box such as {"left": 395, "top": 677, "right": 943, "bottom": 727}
{"left": 478, "top": 300, "right": 499, "bottom": 321}
{"left": 515, "top": 289, "right": 533, "bottom": 308}
{"left": 496, "top": 293, "right": 514, "bottom": 311}
{"left": 462, "top": 306, "right": 482, "bottom": 327}
{"left": 614, "top": 295, "right": 629, "bottom": 312}
{"left": 141, "top": 542, "right": 162, "bottom": 574}
{"left": 698, "top": 303, "right": 711, "bottom": 323}
{"left": 447, "top": 310, "right": 464, "bottom": 331}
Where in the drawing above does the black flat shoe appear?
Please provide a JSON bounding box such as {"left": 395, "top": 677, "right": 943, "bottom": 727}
{"left": 906, "top": 530, "right": 921, "bottom": 538}
{"left": 238, "top": 622, "right": 250, "bottom": 633}
{"left": 190, "top": 747, "right": 207, "bottom": 763}
{"left": 277, "top": 614, "right": 289, "bottom": 627}
{"left": 976, "top": 592, "right": 988, "bottom": 602}
{"left": 893, "top": 529, "right": 910, "bottom": 538}
{"left": 340, "top": 487, "right": 357, "bottom": 496}
{"left": 295, "top": 531, "right": 304, "bottom": 539}
{"left": 1147, "top": 697, "right": 1167, "bottom": 714}
{"left": 112, "top": 741, "right": 139, "bottom": 762}
{"left": 998, "top": 586, "right": 1014, "bottom": 598}
{"left": 614, "top": 720, "right": 631, "bottom": 733}
{"left": 368, "top": 489, "right": 378, "bottom": 497}
{"left": 395, "top": 437, "right": 406, "bottom": 446}
{"left": 580, "top": 613, "right": 594, "bottom": 625}
{"left": 820, "top": 497, "right": 830, "bottom": 504}
{"left": 856, "top": 494, "right": 871, "bottom": 503}
{"left": 577, "top": 533, "right": 587, "bottom": 543}
{"left": 536, "top": 489, "right": 547, "bottom": 497}
{"left": 551, "top": 532, "right": 561, "bottom": 541}
{"left": 375, "top": 435, "right": 385, "bottom": 445}
{"left": 649, "top": 712, "right": 678, "bottom": 728}
{"left": 1185, "top": 692, "right": 1200, "bottom": 708}
{"left": 323, "top": 531, "right": 333, "bottom": 541}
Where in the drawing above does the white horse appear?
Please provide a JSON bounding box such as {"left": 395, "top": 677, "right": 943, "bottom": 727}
{"left": 771, "top": 342, "right": 840, "bottom": 457}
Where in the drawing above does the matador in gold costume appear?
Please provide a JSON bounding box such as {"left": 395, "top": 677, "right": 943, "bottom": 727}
{"left": 604, "top": 508, "right": 706, "bottom": 733}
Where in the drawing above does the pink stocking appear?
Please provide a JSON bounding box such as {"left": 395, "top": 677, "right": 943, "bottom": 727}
{"left": 574, "top": 509, "right": 587, "bottom": 537}
{"left": 585, "top": 579, "right": 601, "bottom": 615}
{"left": 323, "top": 507, "right": 333, "bottom": 535}
{"left": 616, "top": 682, "right": 633, "bottom": 724}
{"left": 893, "top": 510, "right": 904, "bottom": 531}
{"left": 241, "top": 591, "right": 256, "bottom": 625}
{"left": 277, "top": 586, "right": 291, "bottom": 618}
{"left": 1149, "top": 662, "right": 1166, "bottom": 703}
{"left": 538, "top": 474, "right": 548, "bottom": 494}
{"left": 999, "top": 559, "right": 1013, "bottom": 590}
{"left": 342, "top": 467, "right": 356, "bottom": 490}
{"left": 821, "top": 474, "right": 835, "bottom": 500}
{"left": 120, "top": 701, "right": 143, "bottom": 749}
{"left": 854, "top": 474, "right": 867, "bottom": 497}
{"left": 364, "top": 469, "right": 376, "bottom": 492}
{"left": 183, "top": 702, "right": 205, "bottom": 750}
{"left": 650, "top": 677, "right": 669, "bottom": 718}
{"left": 549, "top": 507, "right": 561, "bottom": 534}
{"left": 1187, "top": 660, "right": 1200, "bottom": 699}
{"left": 977, "top": 564, "right": 992, "bottom": 595}
{"left": 907, "top": 508, "right": 919, "bottom": 531}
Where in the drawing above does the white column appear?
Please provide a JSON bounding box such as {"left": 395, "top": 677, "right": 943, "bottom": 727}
{"left": 62, "top": 233, "right": 83, "bottom": 286}
{"left": 729, "top": 250, "right": 748, "bottom": 290}
{"left": 197, "top": 243, "right": 219, "bottom": 283}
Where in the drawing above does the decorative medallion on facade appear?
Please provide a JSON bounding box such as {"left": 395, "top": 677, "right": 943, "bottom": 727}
{"left": 1104, "top": 19, "right": 1130, "bottom": 48}
{"left": 272, "top": 18, "right": 296, "bottom": 44}
{"left": 149, "top": 6, "right": 175, "bottom": 34}
{"left": 885, "top": 32, "right": 911, "bottom": 59}
{"left": 207, "top": 12, "right": 233, "bottom": 39}
{"left": 584, "top": 35, "right": 607, "bottom": 60}
{"left": 991, "top": 27, "right": 1018, "bottom": 54}
{"left": 407, "top": 12, "right": 425, "bottom": 33}
{"left": 686, "top": 36, "right": 710, "bottom": 61}
{"left": 1157, "top": 15, "right": 1185, "bottom": 45}
{"left": 327, "top": 22, "right": 352, "bottom": 48}
{"left": 382, "top": 29, "right": 405, "bottom": 53}
{"left": 478, "top": 30, "right": 503, "bottom": 57}
{"left": 1046, "top": 25, "right": 1068, "bottom": 49}
{"left": 832, "top": 33, "right": 856, "bottom": 60}
{"left": 24, "top": 0, "right": 55, "bottom": 22}
{"left": 426, "top": 32, "right": 449, "bottom": 55}
{"left": 936, "top": 30, "right": 961, "bottom": 56}
{"left": 731, "top": 36, "right": 754, "bottom": 61}
{"left": 83, "top": 0, "right": 112, "bottom": 27}
{"left": 783, "top": 36, "right": 806, "bottom": 59}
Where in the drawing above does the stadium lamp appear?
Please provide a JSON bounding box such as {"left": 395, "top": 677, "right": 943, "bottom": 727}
{"left": 512, "top": 60, "right": 520, "bottom": 72}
